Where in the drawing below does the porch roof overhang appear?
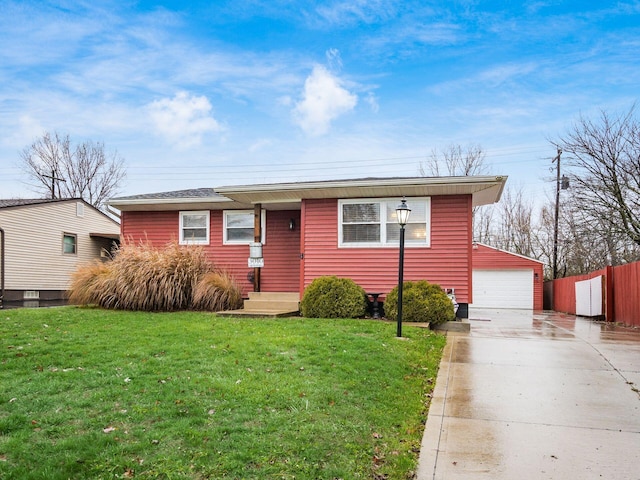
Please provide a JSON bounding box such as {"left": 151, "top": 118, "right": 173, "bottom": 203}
{"left": 215, "top": 176, "right": 508, "bottom": 208}
{"left": 90, "top": 232, "right": 121, "bottom": 241}
{"left": 107, "top": 176, "right": 508, "bottom": 212}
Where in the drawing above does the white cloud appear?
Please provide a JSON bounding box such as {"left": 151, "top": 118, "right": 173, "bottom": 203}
{"left": 325, "top": 48, "right": 343, "bottom": 71}
{"left": 147, "top": 92, "right": 222, "bottom": 148}
{"left": 365, "top": 92, "right": 380, "bottom": 113}
{"left": 278, "top": 95, "right": 293, "bottom": 107}
{"left": 2, "top": 115, "right": 45, "bottom": 148}
{"left": 248, "top": 138, "right": 275, "bottom": 153}
{"left": 293, "top": 66, "right": 358, "bottom": 136}
{"left": 313, "top": 0, "right": 398, "bottom": 27}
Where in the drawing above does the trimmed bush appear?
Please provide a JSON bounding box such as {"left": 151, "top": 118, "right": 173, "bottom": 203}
{"left": 300, "top": 276, "right": 367, "bottom": 319}
{"left": 384, "top": 280, "right": 455, "bottom": 326}
{"left": 68, "top": 241, "right": 241, "bottom": 312}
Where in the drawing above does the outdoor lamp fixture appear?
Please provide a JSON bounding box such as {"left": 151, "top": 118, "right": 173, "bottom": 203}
{"left": 395, "top": 198, "right": 411, "bottom": 337}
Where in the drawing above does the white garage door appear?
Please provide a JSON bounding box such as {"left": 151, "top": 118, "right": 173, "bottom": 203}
{"left": 472, "top": 269, "right": 533, "bottom": 309}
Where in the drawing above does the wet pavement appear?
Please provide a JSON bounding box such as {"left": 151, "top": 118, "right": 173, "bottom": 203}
{"left": 417, "top": 308, "right": 640, "bottom": 479}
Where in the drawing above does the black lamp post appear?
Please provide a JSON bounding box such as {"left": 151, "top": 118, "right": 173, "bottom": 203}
{"left": 396, "top": 198, "right": 411, "bottom": 337}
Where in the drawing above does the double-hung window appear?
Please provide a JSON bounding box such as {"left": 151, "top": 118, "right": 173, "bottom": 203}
{"left": 62, "top": 233, "right": 77, "bottom": 254}
{"left": 223, "top": 210, "right": 265, "bottom": 245}
{"left": 339, "top": 198, "right": 430, "bottom": 247}
{"left": 179, "top": 211, "right": 210, "bottom": 245}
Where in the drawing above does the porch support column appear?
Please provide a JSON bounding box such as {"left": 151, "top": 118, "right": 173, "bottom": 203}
{"left": 253, "top": 203, "right": 262, "bottom": 292}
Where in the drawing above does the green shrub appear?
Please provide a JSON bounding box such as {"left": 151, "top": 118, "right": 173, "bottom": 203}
{"left": 300, "top": 276, "right": 367, "bottom": 318}
{"left": 384, "top": 280, "right": 455, "bottom": 326}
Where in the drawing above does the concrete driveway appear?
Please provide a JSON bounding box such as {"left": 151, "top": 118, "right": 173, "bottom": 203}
{"left": 417, "top": 309, "right": 640, "bottom": 479}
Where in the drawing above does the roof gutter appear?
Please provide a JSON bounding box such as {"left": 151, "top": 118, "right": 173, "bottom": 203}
{"left": 215, "top": 175, "right": 508, "bottom": 207}
{"left": 108, "top": 196, "right": 231, "bottom": 208}
{"left": 216, "top": 175, "right": 506, "bottom": 195}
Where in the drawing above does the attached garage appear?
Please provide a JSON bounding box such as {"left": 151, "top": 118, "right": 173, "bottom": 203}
{"left": 471, "top": 244, "right": 544, "bottom": 310}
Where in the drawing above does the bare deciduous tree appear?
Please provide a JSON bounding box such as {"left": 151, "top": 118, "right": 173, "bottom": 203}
{"left": 555, "top": 106, "right": 640, "bottom": 249}
{"left": 537, "top": 184, "right": 640, "bottom": 279}
{"left": 473, "top": 205, "right": 495, "bottom": 245}
{"left": 20, "top": 132, "right": 126, "bottom": 210}
{"left": 419, "top": 143, "right": 488, "bottom": 177}
{"left": 494, "top": 187, "right": 535, "bottom": 257}
{"left": 419, "top": 144, "right": 493, "bottom": 243}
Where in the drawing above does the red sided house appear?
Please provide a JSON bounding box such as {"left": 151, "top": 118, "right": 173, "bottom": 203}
{"left": 108, "top": 176, "right": 508, "bottom": 317}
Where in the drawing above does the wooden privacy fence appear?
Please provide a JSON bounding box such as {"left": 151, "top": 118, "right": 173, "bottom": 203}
{"left": 545, "top": 261, "right": 640, "bottom": 327}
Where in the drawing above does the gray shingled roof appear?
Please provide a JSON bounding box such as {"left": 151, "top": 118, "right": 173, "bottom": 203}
{"left": 0, "top": 198, "right": 63, "bottom": 208}
{"left": 110, "top": 188, "right": 221, "bottom": 201}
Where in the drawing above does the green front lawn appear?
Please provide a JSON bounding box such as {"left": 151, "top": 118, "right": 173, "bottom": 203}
{"left": 0, "top": 307, "right": 445, "bottom": 479}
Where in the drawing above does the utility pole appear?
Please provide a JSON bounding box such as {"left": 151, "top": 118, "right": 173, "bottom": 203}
{"left": 552, "top": 148, "right": 562, "bottom": 280}
{"left": 42, "top": 169, "right": 66, "bottom": 199}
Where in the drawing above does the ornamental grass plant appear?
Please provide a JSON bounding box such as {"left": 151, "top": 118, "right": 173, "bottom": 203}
{"left": 68, "top": 242, "right": 241, "bottom": 312}
{"left": 192, "top": 271, "right": 243, "bottom": 311}
{"left": 0, "top": 307, "right": 445, "bottom": 479}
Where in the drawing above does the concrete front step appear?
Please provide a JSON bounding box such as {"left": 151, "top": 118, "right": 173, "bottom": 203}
{"left": 247, "top": 292, "right": 300, "bottom": 302}
{"left": 244, "top": 300, "right": 300, "bottom": 311}
{"left": 244, "top": 292, "right": 300, "bottom": 311}
{"left": 217, "top": 292, "right": 300, "bottom": 318}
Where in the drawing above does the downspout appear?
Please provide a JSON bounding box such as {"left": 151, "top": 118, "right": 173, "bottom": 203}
{"left": 0, "top": 226, "right": 4, "bottom": 309}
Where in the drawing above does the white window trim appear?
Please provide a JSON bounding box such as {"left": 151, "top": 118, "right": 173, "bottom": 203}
{"left": 62, "top": 233, "right": 77, "bottom": 255}
{"left": 338, "top": 197, "right": 431, "bottom": 248}
{"left": 179, "top": 211, "right": 210, "bottom": 245}
{"left": 223, "top": 210, "right": 266, "bottom": 245}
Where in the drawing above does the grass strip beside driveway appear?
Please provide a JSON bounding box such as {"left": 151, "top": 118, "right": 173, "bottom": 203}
{"left": 0, "top": 307, "right": 445, "bottom": 479}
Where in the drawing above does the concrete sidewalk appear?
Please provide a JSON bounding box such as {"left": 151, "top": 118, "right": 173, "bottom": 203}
{"left": 417, "top": 309, "right": 640, "bottom": 479}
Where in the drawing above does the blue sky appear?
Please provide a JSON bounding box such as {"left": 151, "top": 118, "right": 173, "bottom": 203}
{"left": 1, "top": 1, "right": 638, "bottom": 201}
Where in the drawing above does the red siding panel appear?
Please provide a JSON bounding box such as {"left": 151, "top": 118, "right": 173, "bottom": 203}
{"left": 301, "top": 196, "right": 473, "bottom": 302}
{"left": 261, "top": 211, "right": 301, "bottom": 293}
{"left": 120, "top": 209, "right": 301, "bottom": 296}
{"left": 208, "top": 210, "right": 253, "bottom": 295}
{"left": 472, "top": 244, "right": 544, "bottom": 310}
{"left": 121, "top": 194, "right": 477, "bottom": 303}
{"left": 121, "top": 211, "right": 179, "bottom": 245}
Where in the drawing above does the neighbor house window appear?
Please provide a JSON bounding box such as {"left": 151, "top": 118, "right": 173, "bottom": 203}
{"left": 338, "top": 198, "right": 430, "bottom": 247}
{"left": 63, "top": 233, "right": 77, "bottom": 254}
{"left": 224, "top": 210, "right": 266, "bottom": 245}
{"left": 179, "top": 211, "right": 210, "bottom": 245}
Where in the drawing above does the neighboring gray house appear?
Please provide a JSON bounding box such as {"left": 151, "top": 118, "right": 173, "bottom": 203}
{"left": 0, "top": 198, "right": 120, "bottom": 304}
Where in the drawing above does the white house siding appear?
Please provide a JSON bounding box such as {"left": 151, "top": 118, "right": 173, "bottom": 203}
{"left": 0, "top": 200, "right": 119, "bottom": 293}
